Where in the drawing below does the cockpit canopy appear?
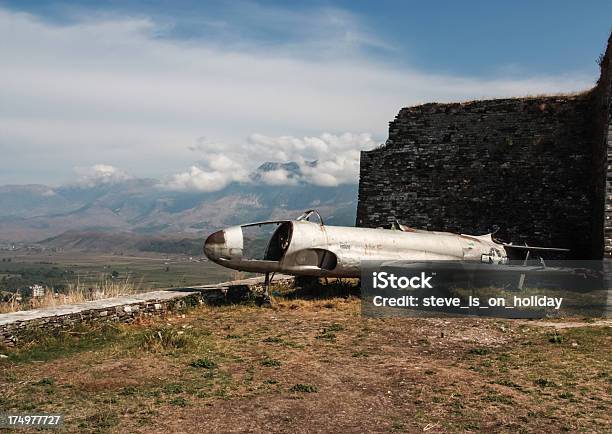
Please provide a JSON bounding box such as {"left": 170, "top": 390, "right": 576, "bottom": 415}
{"left": 240, "top": 221, "right": 293, "bottom": 261}
{"left": 204, "top": 210, "right": 339, "bottom": 273}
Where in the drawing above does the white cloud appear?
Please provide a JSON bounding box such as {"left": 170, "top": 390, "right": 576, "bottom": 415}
{"left": 163, "top": 156, "right": 250, "bottom": 192}
{"left": 0, "top": 6, "right": 594, "bottom": 185}
{"left": 259, "top": 169, "right": 298, "bottom": 186}
{"left": 247, "top": 132, "right": 376, "bottom": 187}
{"left": 74, "top": 164, "right": 131, "bottom": 186}
{"left": 41, "top": 189, "right": 56, "bottom": 197}
{"left": 162, "top": 132, "right": 376, "bottom": 191}
{"left": 164, "top": 166, "right": 234, "bottom": 192}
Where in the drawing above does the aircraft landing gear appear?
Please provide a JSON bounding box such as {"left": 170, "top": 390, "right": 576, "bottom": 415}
{"left": 261, "top": 272, "right": 274, "bottom": 307}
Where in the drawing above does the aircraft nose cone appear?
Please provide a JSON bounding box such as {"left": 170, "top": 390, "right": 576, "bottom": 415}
{"left": 204, "top": 230, "right": 226, "bottom": 261}
{"left": 203, "top": 226, "right": 244, "bottom": 262}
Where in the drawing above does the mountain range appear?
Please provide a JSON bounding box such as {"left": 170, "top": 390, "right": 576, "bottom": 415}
{"left": 0, "top": 162, "right": 358, "bottom": 247}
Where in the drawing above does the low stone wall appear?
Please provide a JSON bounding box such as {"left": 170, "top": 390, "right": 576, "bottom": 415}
{"left": 0, "top": 275, "right": 293, "bottom": 348}
{"left": 0, "top": 292, "right": 199, "bottom": 348}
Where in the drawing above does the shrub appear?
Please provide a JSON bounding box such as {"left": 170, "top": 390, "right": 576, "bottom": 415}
{"left": 190, "top": 358, "right": 217, "bottom": 369}
{"left": 163, "top": 384, "right": 184, "bottom": 394}
{"left": 36, "top": 377, "right": 54, "bottom": 386}
{"left": 351, "top": 351, "right": 368, "bottom": 358}
{"left": 315, "top": 331, "right": 336, "bottom": 341}
{"left": 290, "top": 383, "right": 318, "bottom": 393}
{"left": 534, "top": 378, "right": 556, "bottom": 388}
{"left": 260, "top": 358, "right": 281, "bottom": 367}
{"left": 326, "top": 323, "right": 344, "bottom": 332}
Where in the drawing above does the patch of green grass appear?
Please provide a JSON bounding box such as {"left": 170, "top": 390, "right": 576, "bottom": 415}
{"left": 326, "top": 323, "right": 344, "bottom": 332}
{"left": 260, "top": 358, "right": 281, "bottom": 367}
{"left": 469, "top": 347, "right": 490, "bottom": 356}
{"left": 119, "top": 386, "right": 137, "bottom": 396}
{"left": 289, "top": 383, "right": 318, "bottom": 393}
{"left": 5, "top": 320, "right": 212, "bottom": 365}
{"left": 169, "top": 397, "right": 188, "bottom": 407}
{"left": 36, "top": 377, "right": 54, "bottom": 386}
{"left": 555, "top": 326, "right": 611, "bottom": 351}
{"left": 351, "top": 351, "right": 368, "bottom": 358}
{"left": 480, "top": 393, "right": 514, "bottom": 405}
{"left": 190, "top": 358, "right": 217, "bottom": 369}
{"left": 495, "top": 379, "right": 523, "bottom": 390}
{"left": 7, "top": 323, "right": 123, "bottom": 364}
{"left": 315, "top": 331, "right": 337, "bottom": 341}
{"left": 262, "top": 335, "right": 303, "bottom": 348}
{"left": 78, "top": 410, "right": 119, "bottom": 430}
{"left": 451, "top": 400, "right": 465, "bottom": 410}
{"left": 534, "top": 378, "right": 557, "bottom": 388}
{"left": 282, "top": 340, "right": 304, "bottom": 349}
{"left": 497, "top": 353, "right": 511, "bottom": 362}
{"left": 391, "top": 420, "right": 405, "bottom": 431}
{"left": 163, "top": 383, "right": 184, "bottom": 394}
{"left": 316, "top": 324, "right": 340, "bottom": 341}
{"left": 549, "top": 334, "right": 563, "bottom": 344}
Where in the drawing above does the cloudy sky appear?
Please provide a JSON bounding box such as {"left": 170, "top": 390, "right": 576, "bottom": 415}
{"left": 1, "top": 0, "right": 611, "bottom": 189}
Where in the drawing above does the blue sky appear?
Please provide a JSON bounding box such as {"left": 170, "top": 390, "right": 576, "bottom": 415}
{"left": 1, "top": 1, "right": 610, "bottom": 187}
{"left": 5, "top": 0, "right": 610, "bottom": 76}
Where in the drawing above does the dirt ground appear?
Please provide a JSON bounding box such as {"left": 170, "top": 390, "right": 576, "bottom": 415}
{"left": 1, "top": 297, "right": 610, "bottom": 433}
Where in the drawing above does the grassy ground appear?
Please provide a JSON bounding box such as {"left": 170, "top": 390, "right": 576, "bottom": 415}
{"left": 0, "top": 294, "right": 609, "bottom": 433}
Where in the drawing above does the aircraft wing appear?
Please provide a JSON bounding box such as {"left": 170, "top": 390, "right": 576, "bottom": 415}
{"left": 501, "top": 244, "right": 570, "bottom": 253}
{"left": 381, "top": 260, "right": 578, "bottom": 274}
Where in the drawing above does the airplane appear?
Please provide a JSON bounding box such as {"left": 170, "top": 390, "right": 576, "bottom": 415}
{"left": 203, "top": 209, "right": 570, "bottom": 303}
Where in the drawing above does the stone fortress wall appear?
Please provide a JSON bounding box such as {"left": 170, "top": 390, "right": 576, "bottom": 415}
{"left": 357, "top": 33, "right": 612, "bottom": 259}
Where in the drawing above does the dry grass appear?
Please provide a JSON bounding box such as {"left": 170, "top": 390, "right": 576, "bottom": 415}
{"left": 0, "top": 298, "right": 609, "bottom": 433}
{"left": 0, "top": 276, "right": 141, "bottom": 313}
{"left": 397, "top": 91, "right": 593, "bottom": 116}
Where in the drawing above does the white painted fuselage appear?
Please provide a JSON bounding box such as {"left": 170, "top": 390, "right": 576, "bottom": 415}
{"left": 204, "top": 220, "right": 507, "bottom": 278}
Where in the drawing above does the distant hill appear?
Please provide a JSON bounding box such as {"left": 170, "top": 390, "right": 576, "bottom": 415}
{"left": 0, "top": 162, "right": 358, "bottom": 245}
